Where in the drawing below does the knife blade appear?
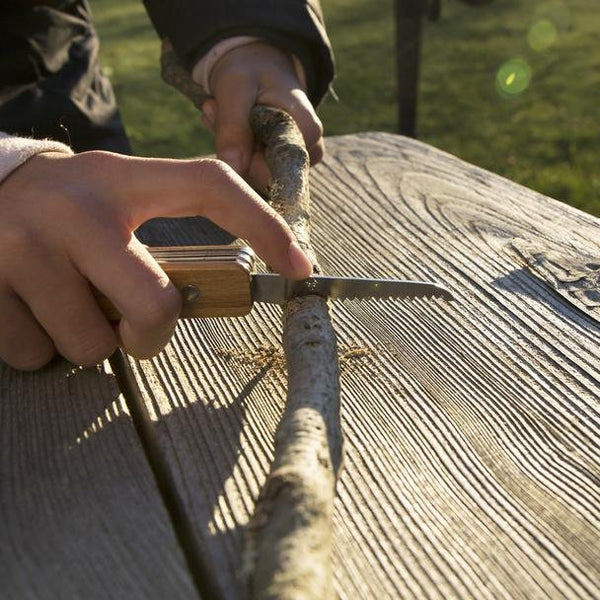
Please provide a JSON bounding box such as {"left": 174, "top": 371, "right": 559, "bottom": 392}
{"left": 96, "top": 245, "right": 453, "bottom": 320}
{"left": 251, "top": 273, "right": 453, "bottom": 304}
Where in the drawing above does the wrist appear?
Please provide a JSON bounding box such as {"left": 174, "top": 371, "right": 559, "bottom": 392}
{"left": 0, "top": 133, "right": 73, "bottom": 184}
{"left": 191, "top": 37, "right": 307, "bottom": 96}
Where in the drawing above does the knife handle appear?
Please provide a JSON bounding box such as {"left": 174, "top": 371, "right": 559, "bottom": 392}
{"left": 95, "top": 245, "right": 255, "bottom": 320}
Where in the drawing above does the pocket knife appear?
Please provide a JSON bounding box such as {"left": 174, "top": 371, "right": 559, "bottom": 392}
{"left": 97, "top": 245, "right": 453, "bottom": 320}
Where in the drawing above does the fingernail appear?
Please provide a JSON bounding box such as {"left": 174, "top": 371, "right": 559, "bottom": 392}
{"left": 288, "top": 241, "right": 313, "bottom": 279}
{"left": 220, "top": 149, "right": 243, "bottom": 174}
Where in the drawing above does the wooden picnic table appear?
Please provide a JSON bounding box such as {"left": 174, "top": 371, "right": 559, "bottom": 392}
{"left": 1, "top": 132, "right": 599, "bottom": 599}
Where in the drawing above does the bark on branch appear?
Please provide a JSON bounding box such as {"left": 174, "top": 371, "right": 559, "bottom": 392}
{"left": 245, "top": 106, "right": 343, "bottom": 600}
{"left": 158, "top": 45, "right": 343, "bottom": 598}
{"left": 160, "top": 39, "right": 209, "bottom": 110}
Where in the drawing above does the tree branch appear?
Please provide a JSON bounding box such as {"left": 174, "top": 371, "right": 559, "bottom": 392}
{"left": 245, "top": 106, "right": 343, "bottom": 600}
{"left": 157, "top": 47, "right": 344, "bottom": 596}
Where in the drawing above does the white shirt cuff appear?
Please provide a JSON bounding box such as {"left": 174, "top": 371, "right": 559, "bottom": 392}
{"left": 0, "top": 132, "right": 73, "bottom": 184}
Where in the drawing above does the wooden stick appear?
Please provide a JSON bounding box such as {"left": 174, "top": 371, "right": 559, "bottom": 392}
{"left": 160, "top": 39, "right": 209, "bottom": 110}
{"left": 244, "top": 106, "right": 343, "bottom": 600}
{"left": 159, "top": 44, "right": 343, "bottom": 597}
{"left": 247, "top": 107, "right": 316, "bottom": 267}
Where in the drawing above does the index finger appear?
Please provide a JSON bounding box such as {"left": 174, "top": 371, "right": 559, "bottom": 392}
{"left": 97, "top": 153, "right": 313, "bottom": 279}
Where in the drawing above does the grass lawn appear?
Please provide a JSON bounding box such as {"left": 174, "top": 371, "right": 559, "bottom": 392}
{"left": 93, "top": 0, "right": 600, "bottom": 216}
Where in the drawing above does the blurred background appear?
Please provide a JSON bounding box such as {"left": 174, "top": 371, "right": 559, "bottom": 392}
{"left": 94, "top": 0, "right": 599, "bottom": 216}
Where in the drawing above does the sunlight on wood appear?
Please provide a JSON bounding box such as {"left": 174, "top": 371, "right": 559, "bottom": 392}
{"left": 74, "top": 395, "right": 130, "bottom": 445}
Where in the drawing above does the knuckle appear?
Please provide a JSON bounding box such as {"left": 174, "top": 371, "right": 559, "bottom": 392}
{"left": 59, "top": 329, "right": 117, "bottom": 368}
{"left": 303, "top": 116, "right": 323, "bottom": 148}
{"left": 197, "top": 157, "right": 231, "bottom": 176}
{"left": 38, "top": 152, "right": 111, "bottom": 198}
{"left": 134, "top": 287, "right": 181, "bottom": 332}
{"left": 193, "top": 157, "right": 237, "bottom": 188}
{"left": 5, "top": 344, "right": 55, "bottom": 371}
{"left": 0, "top": 224, "right": 36, "bottom": 260}
{"left": 64, "top": 152, "right": 120, "bottom": 200}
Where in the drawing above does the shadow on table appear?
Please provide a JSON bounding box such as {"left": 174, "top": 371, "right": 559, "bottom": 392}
{"left": 114, "top": 349, "right": 277, "bottom": 600}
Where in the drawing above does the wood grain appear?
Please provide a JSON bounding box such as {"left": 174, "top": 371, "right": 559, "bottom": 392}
{"left": 0, "top": 359, "right": 198, "bottom": 599}
{"left": 125, "top": 133, "right": 599, "bottom": 599}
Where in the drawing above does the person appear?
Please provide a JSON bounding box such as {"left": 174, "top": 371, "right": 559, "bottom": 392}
{"left": 0, "top": 0, "right": 335, "bottom": 371}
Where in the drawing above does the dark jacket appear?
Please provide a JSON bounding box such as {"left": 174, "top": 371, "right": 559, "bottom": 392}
{"left": 0, "top": 0, "right": 334, "bottom": 152}
{"left": 143, "top": 0, "right": 334, "bottom": 106}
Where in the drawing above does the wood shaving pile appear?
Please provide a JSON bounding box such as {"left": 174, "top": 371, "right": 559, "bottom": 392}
{"left": 216, "top": 343, "right": 377, "bottom": 376}
{"left": 216, "top": 344, "right": 286, "bottom": 372}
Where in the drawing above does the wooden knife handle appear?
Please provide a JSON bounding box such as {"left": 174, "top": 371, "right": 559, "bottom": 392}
{"left": 95, "top": 245, "right": 255, "bottom": 320}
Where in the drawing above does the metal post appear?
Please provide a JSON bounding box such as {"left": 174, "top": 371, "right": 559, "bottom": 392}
{"left": 394, "top": 0, "right": 426, "bottom": 138}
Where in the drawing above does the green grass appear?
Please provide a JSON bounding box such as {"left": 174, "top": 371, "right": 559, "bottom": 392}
{"left": 93, "top": 0, "right": 600, "bottom": 216}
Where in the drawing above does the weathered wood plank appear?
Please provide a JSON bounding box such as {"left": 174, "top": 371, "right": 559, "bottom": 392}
{"left": 0, "top": 359, "right": 198, "bottom": 599}
{"left": 127, "top": 133, "right": 600, "bottom": 599}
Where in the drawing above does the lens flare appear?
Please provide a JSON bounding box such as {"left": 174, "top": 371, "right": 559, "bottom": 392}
{"left": 496, "top": 58, "right": 532, "bottom": 97}
{"left": 528, "top": 18, "right": 558, "bottom": 51}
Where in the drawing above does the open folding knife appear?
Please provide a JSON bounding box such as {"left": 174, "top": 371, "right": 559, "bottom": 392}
{"left": 98, "top": 245, "right": 453, "bottom": 320}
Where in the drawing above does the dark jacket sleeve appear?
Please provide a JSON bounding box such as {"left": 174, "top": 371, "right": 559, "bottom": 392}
{"left": 141, "top": 0, "right": 334, "bottom": 105}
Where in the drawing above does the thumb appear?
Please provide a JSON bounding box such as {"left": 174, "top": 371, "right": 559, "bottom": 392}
{"left": 104, "top": 153, "right": 312, "bottom": 279}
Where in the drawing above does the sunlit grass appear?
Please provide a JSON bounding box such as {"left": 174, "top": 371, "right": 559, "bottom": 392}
{"left": 92, "top": 0, "right": 210, "bottom": 157}
{"left": 93, "top": 0, "right": 599, "bottom": 216}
